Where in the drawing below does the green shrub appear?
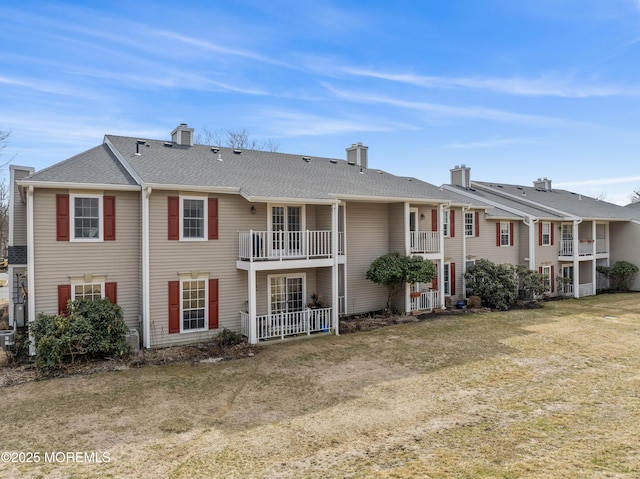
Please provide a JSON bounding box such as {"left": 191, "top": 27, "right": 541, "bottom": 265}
{"left": 30, "top": 298, "right": 130, "bottom": 374}
{"left": 597, "top": 261, "right": 639, "bottom": 292}
{"left": 217, "top": 328, "right": 244, "bottom": 347}
{"left": 464, "top": 259, "right": 518, "bottom": 311}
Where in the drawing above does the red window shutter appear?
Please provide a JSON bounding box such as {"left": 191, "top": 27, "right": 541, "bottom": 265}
{"left": 496, "top": 223, "right": 501, "bottom": 246}
{"left": 58, "top": 284, "right": 71, "bottom": 314}
{"left": 551, "top": 266, "right": 555, "bottom": 292}
{"left": 475, "top": 211, "right": 480, "bottom": 237}
{"left": 450, "top": 263, "right": 456, "bottom": 296}
{"left": 208, "top": 198, "right": 219, "bottom": 240}
{"left": 168, "top": 281, "right": 180, "bottom": 333}
{"left": 432, "top": 274, "right": 438, "bottom": 290}
{"left": 104, "top": 196, "right": 116, "bottom": 241}
{"left": 538, "top": 223, "right": 543, "bottom": 246}
{"left": 431, "top": 209, "right": 438, "bottom": 232}
{"left": 550, "top": 223, "right": 554, "bottom": 246}
{"left": 168, "top": 196, "right": 180, "bottom": 240}
{"left": 450, "top": 210, "right": 455, "bottom": 237}
{"left": 56, "top": 194, "right": 70, "bottom": 241}
{"left": 105, "top": 282, "right": 117, "bottom": 304}
{"left": 209, "top": 278, "right": 219, "bottom": 329}
{"left": 510, "top": 223, "right": 514, "bottom": 246}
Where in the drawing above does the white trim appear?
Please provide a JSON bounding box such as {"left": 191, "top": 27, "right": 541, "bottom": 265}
{"left": 499, "top": 222, "right": 511, "bottom": 247}
{"left": 27, "top": 186, "right": 35, "bottom": 355}
{"left": 267, "top": 273, "right": 306, "bottom": 316}
{"left": 180, "top": 195, "right": 208, "bottom": 241}
{"left": 541, "top": 221, "right": 552, "bottom": 246}
{"left": 71, "top": 282, "right": 105, "bottom": 301}
{"left": 464, "top": 211, "right": 475, "bottom": 237}
{"left": 142, "top": 187, "right": 151, "bottom": 348}
{"left": 267, "top": 203, "right": 306, "bottom": 232}
{"left": 180, "top": 277, "right": 209, "bottom": 333}
{"left": 70, "top": 193, "right": 104, "bottom": 242}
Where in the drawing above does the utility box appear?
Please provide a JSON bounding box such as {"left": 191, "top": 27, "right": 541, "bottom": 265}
{"left": 14, "top": 304, "right": 25, "bottom": 328}
{"left": 125, "top": 329, "right": 140, "bottom": 353}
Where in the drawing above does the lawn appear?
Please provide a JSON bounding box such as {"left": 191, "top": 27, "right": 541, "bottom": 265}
{"left": 1, "top": 294, "right": 639, "bottom": 478}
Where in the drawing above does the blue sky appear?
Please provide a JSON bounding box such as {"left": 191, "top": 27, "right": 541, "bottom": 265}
{"left": 2, "top": 0, "right": 640, "bottom": 204}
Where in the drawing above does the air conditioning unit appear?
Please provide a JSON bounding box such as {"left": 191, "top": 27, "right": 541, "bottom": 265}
{"left": 0, "top": 330, "right": 15, "bottom": 350}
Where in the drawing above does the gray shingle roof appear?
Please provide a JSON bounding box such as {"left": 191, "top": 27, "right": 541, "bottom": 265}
{"left": 105, "top": 135, "right": 457, "bottom": 202}
{"left": 473, "top": 181, "right": 632, "bottom": 221}
{"left": 25, "top": 144, "right": 138, "bottom": 186}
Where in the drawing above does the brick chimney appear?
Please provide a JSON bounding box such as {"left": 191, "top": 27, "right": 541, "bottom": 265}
{"left": 450, "top": 164, "right": 471, "bottom": 188}
{"left": 346, "top": 142, "right": 368, "bottom": 168}
{"left": 171, "top": 123, "right": 194, "bottom": 146}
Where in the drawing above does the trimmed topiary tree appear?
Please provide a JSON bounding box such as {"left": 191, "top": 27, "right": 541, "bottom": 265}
{"left": 366, "top": 252, "right": 436, "bottom": 312}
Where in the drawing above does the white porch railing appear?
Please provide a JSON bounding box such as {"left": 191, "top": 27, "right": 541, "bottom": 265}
{"left": 410, "top": 231, "right": 439, "bottom": 253}
{"left": 559, "top": 239, "right": 594, "bottom": 257}
{"left": 240, "top": 307, "right": 332, "bottom": 342}
{"left": 410, "top": 290, "right": 439, "bottom": 311}
{"left": 596, "top": 239, "right": 608, "bottom": 254}
{"left": 238, "top": 230, "right": 333, "bottom": 261}
{"left": 338, "top": 296, "right": 345, "bottom": 316}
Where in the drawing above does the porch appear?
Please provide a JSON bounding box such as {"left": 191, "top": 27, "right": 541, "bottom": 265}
{"left": 559, "top": 239, "right": 598, "bottom": 258}
{"left": 240, "top": 307, "right": 333, "bottom": 343}
{"left": 559, "top": 282, "right": 595, "bottom": 297}
{"left": 410, "top": 290, "right": 439, "bottom": 312}
{"left": 410, "top": 231, "right": 439, "bottom": 254}
{"left": 238, "top": 230, "right": 344, "bottom": 261}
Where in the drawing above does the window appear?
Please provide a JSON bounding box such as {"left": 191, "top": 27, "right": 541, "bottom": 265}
{"left": 182, "top": 197, "right": 206, "bottom": 239}
{"left": 443, "top": 263, "right": 450, "bottom": 295}
{"left": 541, "top": 222, "right": 551, "bottom": 246}
{"left": 541, "top": 266, "right": 552, "bottom": 293}
{"left": 443, "top": 210, "right": 449, "bottom": 237}
{"left": 269, "top": 274, "right": 305, "bottom": 314}
{"left": 73, "top": 282, "right": 103, "bottom": 301}
{"left": 500, "top": 222, "right": 511, "bottom": 246}
{"left": 465, "top": 212, "right": 474, "bottom": 237}
{"left": 72, "top": 195, "right": 102, "bottom": 240}
{"left": 182, "top": 280, "right": 206, "bottom": 330}
{"left": 168, "top": 277, "right": 218, "bottom": 333}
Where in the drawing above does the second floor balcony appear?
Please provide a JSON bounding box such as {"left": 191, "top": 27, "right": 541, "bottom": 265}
{"left": 410, "top": 231, "right": 440, "bottom": 254}
{"left": 238, "top": 230, "right": 344, "bottom": 262}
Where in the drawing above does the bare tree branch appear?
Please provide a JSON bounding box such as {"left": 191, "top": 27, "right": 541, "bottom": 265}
{"left": 194, "top": 127, "right": 279, "bottom": 152}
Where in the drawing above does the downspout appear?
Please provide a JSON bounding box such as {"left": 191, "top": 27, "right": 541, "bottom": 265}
{"left": 142, "top": 186, "right": 152, "bottom": 348}
{"left": 26, "top": 185, "right": 35, "bottom": 356}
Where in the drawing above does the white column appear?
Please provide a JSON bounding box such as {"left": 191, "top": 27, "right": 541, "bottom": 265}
{"left": 573, "top": 220, "right": 580, "bottom": 298}
{"left": 438, "top": 204, "right": 445, "bottom": 308}
{"left": 404, "top": 202, "right": 411, "bottom": 313}
{"left": 248, "top": 266, "right": 257, "bottom": 344}
{"left": 528, "top": 218, "right": 536, "bottom": 271}
{"left": 142, "top": 187, "right": 152, "bottom": 348}
{"left": 331, "top": 202, "right": 339, "bottom": 335}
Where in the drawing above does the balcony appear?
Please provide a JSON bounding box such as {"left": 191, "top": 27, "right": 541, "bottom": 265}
{"left": 410, "top": 231, "right": 439, "bottom": 254}
{"left": 239, "top": 230, "right": 343, "bottom": 262}
{"left": 240, "top": 307, "right": 333, "bottom": 343}
{"left": 559, "top": 239, "right": 595, "bottom": 258}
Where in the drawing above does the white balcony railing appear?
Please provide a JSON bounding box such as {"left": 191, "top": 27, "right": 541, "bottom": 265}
{"left": 579, "top": 283, "right": 594, "bottom": 297}
{"left": 559, "top": 239, "right": 594, "bottom": 257}
{"left": 596, "top": 239, "right": 608, "bottom": 255}
{"left": 239, "top": 230, "right": 334, "bottom": 261}
{"left": 240, "top": 307, "right": 333, "bottom": 342}
{"left": 410, "top": 290, "right": 439, "bottom": 312}
{"left": 410, "top": 231, "right": 439, "bottom": 254}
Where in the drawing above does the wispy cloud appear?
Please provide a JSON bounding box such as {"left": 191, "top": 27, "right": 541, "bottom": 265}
{"left": 341, "top": 67, "right": 640, "bottom": 98}
{"left": 325, "top": 85, "right": 578, "bottom": 127}
{"left": 555, "top": 175, "right": 640, "bottom": 188}
{"left": 442, "top": 137, "right": 542, "bottom": 149}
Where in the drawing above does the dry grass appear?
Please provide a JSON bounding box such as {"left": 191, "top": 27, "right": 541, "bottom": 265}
{"left": 1, "top": 294, "right": 639, "bottom": 478}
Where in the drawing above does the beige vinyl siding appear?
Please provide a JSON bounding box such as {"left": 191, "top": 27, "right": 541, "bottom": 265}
{"left": 315, "top": 267, "right": 333, "bottom": 308}
{"left": 467, "top": 216, "right": 521, "bottom": 265}
{"left": 388, "top": 203, "right": 405, "bottom": 253}
{"left": 518, "top": 222, "right": 530, "bottom": 267}
{"left": 345, "top": 202, "right": 390, "bottom": 315}
{"left": 32, "top": 188, "right": 142, "bottom": 329}
{"left": 148, "top": 191, "right": 254, "bottom": 348}
{"left": 11, "top": 168, "right": 32, "bottom": 246}
{"left": 610, "top": 221, "right": 640, "bottom": 290}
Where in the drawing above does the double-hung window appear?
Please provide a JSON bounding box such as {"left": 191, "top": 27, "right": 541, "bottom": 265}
{"left": 465, "top": 212, "right": 474, "bottom": 237}
{"left": 182, "top": 197, "right": 206, "bottom": 240}
{"left": 541, "top": 222, "right": 551, "bottom": 246}
{"left": 443, "top": 210, "right": 450, "bottom": 237}
{"left": 71, "top": 194, "right": 102, "bottom": 240}
{"left": 541, "top": 265, "right": 552, "bottom": 293}
{"left": 500, "top": 222, "right": 511, "bottom": 246}
{"left": 182, "top": 279, "right": 207, "bottom": 331}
